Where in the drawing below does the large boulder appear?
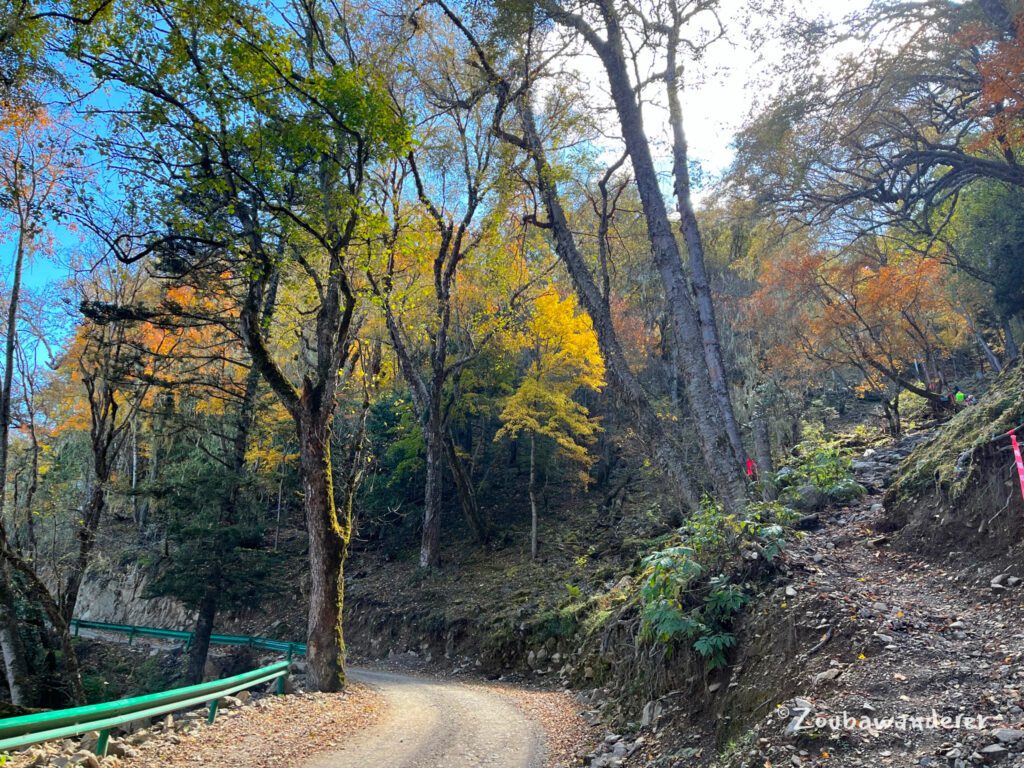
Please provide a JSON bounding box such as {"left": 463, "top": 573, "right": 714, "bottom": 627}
{"left": 825, "top": 478, "right": 867, "bottom": 505}
{"left": 782, "top": 484, "right": 825, "bottom": 512}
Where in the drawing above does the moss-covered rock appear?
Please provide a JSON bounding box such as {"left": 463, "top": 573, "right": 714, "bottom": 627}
{"left": 884, "top": 363, "right": 1024, "bottom": 556}
{"left": 825, "top": 478, "right": 867, "bottom": 505}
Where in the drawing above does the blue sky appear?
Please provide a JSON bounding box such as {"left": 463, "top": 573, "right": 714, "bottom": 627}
{"left": 4, "top": 0, "right": 869, "bottom": 296}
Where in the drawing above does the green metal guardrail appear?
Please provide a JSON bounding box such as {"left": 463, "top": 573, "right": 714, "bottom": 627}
{"left": 0, "top": 660, "right": 289, "bottom": 756}
{"left": 0, "top": 620, "right": 306, "bottom": 757}
{"left": 70, "top": 619, "right": 307, "bottom": 659}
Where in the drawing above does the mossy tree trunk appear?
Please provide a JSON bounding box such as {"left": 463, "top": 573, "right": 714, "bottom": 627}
{"left": 298, "top": 406, "right": 349, "bottom": 690}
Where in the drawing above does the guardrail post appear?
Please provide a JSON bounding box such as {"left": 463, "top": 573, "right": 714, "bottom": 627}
{"left": 73, "top": 621, "right": 80, "bottom": 638}
{"left": 128, "top": 628, "right": 136, "bottom": 645}
{"left": 276, "top": 671, "right": 286, "bottom": 696}
{"left": 95, "top": 729, "right": 110, "bottom": 757}
{"left": 207, "top": 699, "right": 219, "bottom": 725}
{"left": 287, "top": 644, "right": 294, "bottom": 661}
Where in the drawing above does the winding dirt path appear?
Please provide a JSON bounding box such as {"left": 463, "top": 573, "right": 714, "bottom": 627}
{"left": 60, "top": 627, "right": 590, "bottom": 767}
{"left": 304, "top": 668, "right": 547, "bottom": 768}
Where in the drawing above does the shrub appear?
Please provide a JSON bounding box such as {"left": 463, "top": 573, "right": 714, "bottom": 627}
{"left": 777, "top": 422, "right": 854, "bottom": 492}
{"left": 638, "top": 499, "right": 793, "bottom": 670}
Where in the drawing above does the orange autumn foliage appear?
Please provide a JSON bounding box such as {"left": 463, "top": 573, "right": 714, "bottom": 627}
{"left": 743, "top": 246, "right": 967, "bottom": 394}
{"left": 973, "top": 14, "right": 1024, "bottom": 152}
{"left": 0, "top": 100, "right": 81, "bottom": 252}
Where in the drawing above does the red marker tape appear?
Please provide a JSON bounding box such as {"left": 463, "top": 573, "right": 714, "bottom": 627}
{"left": 1009, "top": 430, "right": 1024, "bottom": 504}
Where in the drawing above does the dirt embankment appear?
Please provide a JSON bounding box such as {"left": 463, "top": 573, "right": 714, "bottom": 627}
{"left": 884, "top": 363, "right": 1024, "bottom": 563}
{"left": 615, "top": 431, "right": 1024, "bottom": 768}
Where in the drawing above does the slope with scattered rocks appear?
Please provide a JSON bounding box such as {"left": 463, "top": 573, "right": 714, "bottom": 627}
{"left": 587, "top": 431, "right": 1024, "bottom": 768}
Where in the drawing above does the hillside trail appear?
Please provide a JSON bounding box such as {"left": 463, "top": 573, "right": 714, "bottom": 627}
{"left": 303, "top": 668, "right": 546, "bottom": 768}
{"left": 738, "top": 430, "right": 1024, "bottom": 768}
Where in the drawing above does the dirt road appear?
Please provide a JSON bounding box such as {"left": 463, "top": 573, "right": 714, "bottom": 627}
{"left": 304, "top": 668, "right": 546, "bottom": 768}
{"left": 64, "top": 626, "right": 587, "bottom": 767}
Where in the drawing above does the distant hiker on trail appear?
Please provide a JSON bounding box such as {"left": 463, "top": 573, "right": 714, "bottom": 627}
{"left": 952, "top": 386, "right": 973, "bottom": 408}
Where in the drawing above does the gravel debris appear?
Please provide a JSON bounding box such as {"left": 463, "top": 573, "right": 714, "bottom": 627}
{"left": 125, "top": 685, "right": 382, "bottom": 768}
{"left": 482, "top": 681, "right": 595, "bottom": 767}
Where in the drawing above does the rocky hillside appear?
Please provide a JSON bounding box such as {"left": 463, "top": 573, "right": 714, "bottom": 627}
{"left": 884, "top": 363, "right": 1024, "bottom": 562}
{"left": 607, "top": 432, "right": 1024, "bottom": 768}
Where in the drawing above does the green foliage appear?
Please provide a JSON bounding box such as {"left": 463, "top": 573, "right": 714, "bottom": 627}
{"left": 145, "top": 429, "right": 282, "bottom": 610}
{"left": 776, "top": 423, "right": 868, "bottom": 506}
{"left": 638, "top": 499, "right": 794, "bottom": 670}
{"left": 638, "top": 545, "right": 747, "bottom": 670}
{"left": 692, "top": 631, "right": 738, "bottom": 665}
{"left": 743, "top": 501, "right": 796, "bottom": 560}
{"left": 681, "top": 499, "right": 733, "bottom": 559}
{"left": 681, "top": 497, "right": 794, "bottom": 569}
{"left": 778, "top": 422, "right": 854, "bottom": 491}
{"left": 950, "top": 180, "right": 1024, "bottom": 320}
{"left": 639, "top": 545, "right": 703, "bottom": 641}
{"left": 704, "top": 574, "right": 748, "bottom": 617}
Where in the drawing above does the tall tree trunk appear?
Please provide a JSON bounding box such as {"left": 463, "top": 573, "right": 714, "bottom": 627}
{"left": 529, "top": 432, "right": 538, "bottom": 560}
{"left": 185, "top": 286, "right": 272, "bottom": 684}
{"left": 22, "top": 418, "right": 38, "bottom": 559}
{"left": 0, "top": 225, "right": 31, "bottom": 704}
{"left": 975, "top": 331, "right": 1002, "bottom": 373}
{"left": 516, "top": 95, "right": 701, "bottom": 512}
{"left": 1003, "top": 316, "right": 1020, "bottom": 363}
{"left": 138, "top": 393, "right": 172, "bottom": 531}
{"left": 665, "top": 38, "right": 747, "bottom": 467}
{"left": 752, "top": 414, "right": 776, "bottom": 501}
{"left": 420, "top": 411, "right": 444, "bottom": 569}
{"left": 430, "top": 1, "right": 691, "bottom": 506}
{"left": 298, "top": 401, "right": 348, "bottom": 691}
{"left": 882, "top": 397, "right": 901, "bottom": 436}
{"left": 578, "top": 8, "right": 747, "bottom": 511}
{"left": 240, "top": 234, "right": 357, "bottom": 692}
{"left": 61, "top": 480, "right": 106, "bottom": 624}
{"left": 137, "top": 424, "right": 159, "bottom": 530}
{"left": 0, "top": 563, "right": 30, "bottom": 705}
{"left": 444, "top": 431, "right": 489, "bottom": 543}
{"left": 186, "top": 586, "right": 217, "bottom": 685}
{"left": 1, "top": 544, "right": 85, "bottom": 704}
{"left": 375, "top": 276, "right": 468, "bottom": 565}
{"left": 130, "top": 419, "right": 139, "bottom": 527}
